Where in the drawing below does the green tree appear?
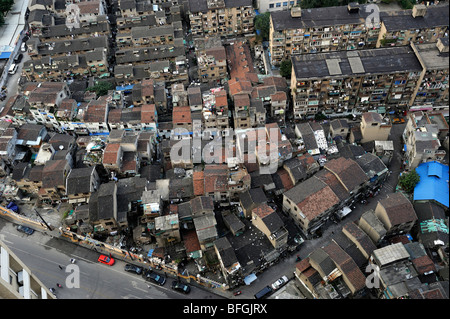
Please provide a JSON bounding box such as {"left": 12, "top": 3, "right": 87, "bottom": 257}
{"left": 0, "top": 0, "right": 14, "bottom": 14}
{"left": 254, "top": 12, "right": 271, "bottom": 41}
{"left": 86, "top": 81, "right": 114, "bottom": 97}
{"left": 279, "top": 59, "right": 292, "bottom": 78}
{"left": 398, "top": 169, "right": 420, "bottom": 194}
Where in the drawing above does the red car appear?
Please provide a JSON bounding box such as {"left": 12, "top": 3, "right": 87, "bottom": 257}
{"left": 98, "top": 255, "right": 115, "bottom": 266}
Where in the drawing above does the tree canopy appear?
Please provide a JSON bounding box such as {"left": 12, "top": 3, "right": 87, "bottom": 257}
{"left": 279, "top": 59, "right": 292, "bottom": 78}
{"left": 86, "top": 81, "right": 114, "bottom": 97}
{"left": 254, "top": 12, "right": 271, "bottom": 41}
{"left": 398, "top": 169, "right": 420, "bottom": 194}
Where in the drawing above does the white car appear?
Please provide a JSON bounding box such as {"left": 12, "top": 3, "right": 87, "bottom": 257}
{"left": 271, "top": 276, "right": 289, "bottom": 290}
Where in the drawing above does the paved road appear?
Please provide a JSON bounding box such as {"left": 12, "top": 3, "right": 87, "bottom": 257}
{"left": 0, "top": 219, "right": 225, "bottom": 299}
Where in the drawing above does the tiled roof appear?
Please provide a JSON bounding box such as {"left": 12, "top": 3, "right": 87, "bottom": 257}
{"left": 102, "top": 143, "right": 121, "bottom": 165}
{"left": 342, "top": 221, "right": 377, "bottom": 257}
{"left": 228, "top": 78, "right": 253, "bottom": 96}
{"left": 322, "top": 241, "right": 366, "bottom": 292}
{"left": 296, "top": 182, "right": 340, "bottom": 221}
{"left": 193, "top": 171, "right": 205, "bottom": 196}
{"left": 84, "top": 99, "right": 108, "bottom": 123}
{"left": 204, "top": 164, "right": 228, "bottom": 193}
{"left": 141, "top": 104, "right": 156, "bottom": 123}
{"left": 172, "top": 106, "right": 192, "bottom": 124}
{"left": 252, "top": 203, "right": 274, "bottom": 219}
{"left": 378, "top": 192, "right": 417, "bottom": 226}
{"left": 324, "top": 157, "right": 367, "bottom": 192}
{"left": 141, "top": 79, "right": 155, "bottom": 97}
{"left": 182, "top": 229, "right": 201, "bottom": 254}
{"left": 225, "top": 41, "right": 257, "bottom": 82}
{"left": 412, "top": 255, "right": 437, "bottom": 275}
{"left": 42, "top": 159, "right": 68, "bottom": 189}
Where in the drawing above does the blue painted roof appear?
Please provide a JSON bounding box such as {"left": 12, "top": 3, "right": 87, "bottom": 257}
{"left": 414, "top": 161, "right": 449, "bottom": 208}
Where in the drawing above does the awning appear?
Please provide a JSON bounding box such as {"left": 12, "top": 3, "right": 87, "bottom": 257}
{"left": 0, "top": 51, "right": 12, "bottom": 59}
{"left": 244, "top": 273, "right": 257, "bottom": 285}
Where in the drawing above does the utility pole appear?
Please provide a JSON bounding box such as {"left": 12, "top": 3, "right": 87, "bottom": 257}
{"left": 34, "top": 209, "right": 53, "bottom": 231}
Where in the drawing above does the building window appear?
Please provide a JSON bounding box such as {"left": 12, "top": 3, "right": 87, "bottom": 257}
{"left": 276, "top": 2, "right": 281, "bottom": 7}
{"left": 269, "top": 3, "right": 274, "bottom": 8}
{"left": 283, "top": 1, "right": 288, "bottom": 6}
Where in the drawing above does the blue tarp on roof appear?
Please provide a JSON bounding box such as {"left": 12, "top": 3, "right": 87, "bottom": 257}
{"left": 115, "top": 84, "right": 134, "bottom": 91}
{"left": 147, "top": 249, "right": 154, "bottom": 257}
{"left": 414, "top": 161, "right": 449, "bottom": 208}
{"left": 0, "top": 52, "right": 12, "bottom": 59}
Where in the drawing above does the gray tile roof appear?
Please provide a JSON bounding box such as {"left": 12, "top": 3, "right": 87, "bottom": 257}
{"left": 292, "top": 46, "right": 423, "bottom": 80}
{"left": 271, "top": 5, "right": 372, "bottom": 31}
{"left": 380, "top": 4, "right": 449, "bottom": 31}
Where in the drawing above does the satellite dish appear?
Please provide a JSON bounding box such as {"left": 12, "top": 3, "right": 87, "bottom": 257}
{"left": 59, "top": 145, "right": 64, "bottom": 150}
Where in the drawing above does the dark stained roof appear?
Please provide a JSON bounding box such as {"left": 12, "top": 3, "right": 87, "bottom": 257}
{"left": 66, "top": 167, "right": 95, "bottom": 195}
{"left": 378, "top": 193, "right": 418, "bottom": 226}
{"left": 97, "top": 181, "right": 116, "bottom": 220}
{"left": 271, "top": 4, "right": 373, "bottom": 31}
{"left": 214, "top": 236, "right": 239, "bottom": 268}
{"left": 324, "top": 157, "right": 368, "bottom": 192}
{"left": 380, "top": 4, "right": 449, "bottom": 31}
{"left": 343, "top": 221, "right": 377, "bottom": 258}
{"left": 42, "top": 159, "right": 69, "bottom": 189}
{"left": 322, "top": 241, "right": 367, "bottom": 292}
{"left": 292, "top": 46, "right": 423, "bottom": 80}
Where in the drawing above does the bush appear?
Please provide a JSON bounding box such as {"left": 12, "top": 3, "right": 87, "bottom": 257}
{"left": 254, "top": 12, "right": 270, "bottom": 41}
{"left": 279, "top": 59, "right": 292, "bottom": 78}
{"left": 86, "top": 81, "right": 114, "bottom": 96}
{"left": 398, "top": 169, "right": 420, "bottom": 194}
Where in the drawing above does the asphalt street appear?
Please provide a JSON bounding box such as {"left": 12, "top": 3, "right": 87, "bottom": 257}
{"left": 0, "top": 218, "right": 225, "bottom": 299}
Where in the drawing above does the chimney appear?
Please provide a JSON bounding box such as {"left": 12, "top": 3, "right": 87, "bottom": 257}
{"left": 291, "top": 6, "right": 302, "bottom": 18}
{"left": 412, "top": 4, "right": 427, "bottom": 18}
{"left": 347, "top": 2, "right": 360, "bottom": 13}
{"left": 436, "top": 38, "right": 449, "bottom": 53}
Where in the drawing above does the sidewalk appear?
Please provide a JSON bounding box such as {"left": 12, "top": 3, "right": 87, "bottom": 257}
{"left": 0, "top": 0, "right": 28, "bottom": 48}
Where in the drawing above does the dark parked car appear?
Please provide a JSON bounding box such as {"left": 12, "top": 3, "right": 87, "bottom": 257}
{"left": 17, "top": 225, "right": 34, "bottom": 235}
{"left": 146, "top": 271, "right": 166, "bottom": 286}
{"left": 124, "top": 264, "right": 143, "bottom": 275}
{"left": 171, "top": 281, "right": 191, "bottom": 294}
{"left": 14, "top": 53, "right": 23, "bottom": 63}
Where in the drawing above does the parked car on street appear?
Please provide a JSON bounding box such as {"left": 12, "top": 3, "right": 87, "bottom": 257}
{"left": 8, "top": 63, "right": 18, "bottom": 75}
{"left": 14, "top": 53, "right": 23, "bottom": 64}
{"left": 171, "top": 281, "right": 191, "bottom": 294}
{"left": 17, "top": 225, "right": 34, "bottom": 235}
{"left": 271, "top": 276, "right": 289, "bottom": 290}
{"left": 254, "top": 286, "right": 273, "bottom": 299}
{"left": 146, "top": 271, "right": 166, "bottom": 286}
{"left": 98, "top": 255, "right": 115, "bottom": 266}
{"left": 124, "top": 264, "right": 143, "bottom": 275}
